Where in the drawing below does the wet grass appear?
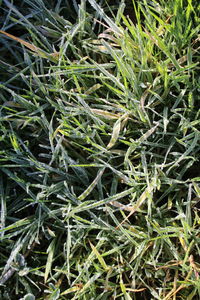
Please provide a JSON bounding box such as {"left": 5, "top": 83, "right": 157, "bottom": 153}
{"left": 0, "top": 0, "right": 200, "bottom": 299}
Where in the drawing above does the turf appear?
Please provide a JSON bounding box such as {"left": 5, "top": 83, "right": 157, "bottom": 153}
{"left": 0, "top": 0, "right": 200, "bottom": 299}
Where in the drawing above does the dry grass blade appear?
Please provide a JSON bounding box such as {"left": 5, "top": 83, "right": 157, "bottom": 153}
{"left": 0, "top": 30, "right": 58, "bottom": 62}
{"left": 117, "top": 179, "right": 156, "bottom": 228}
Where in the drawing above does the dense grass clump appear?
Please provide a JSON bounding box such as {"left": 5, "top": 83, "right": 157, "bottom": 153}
{"left": 0, "top": 0, "right": 200, "bottom": 299}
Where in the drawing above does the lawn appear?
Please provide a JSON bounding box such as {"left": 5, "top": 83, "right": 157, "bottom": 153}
{"left": 0, "top": 0, "right": 200, "bottom": 299}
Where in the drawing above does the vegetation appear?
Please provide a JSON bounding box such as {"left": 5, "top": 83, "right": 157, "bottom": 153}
{"left": 0, "top": 0, "right": 200, "bottom": 299}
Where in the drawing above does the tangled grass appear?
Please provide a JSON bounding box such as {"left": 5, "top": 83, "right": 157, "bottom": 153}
{"left": 0, "top": 0, "right": 200, "bottom": 299}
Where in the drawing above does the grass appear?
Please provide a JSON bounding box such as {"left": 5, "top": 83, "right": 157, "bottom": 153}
{"left": 0, "top": 0, "right": 200, "bottom": 299}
